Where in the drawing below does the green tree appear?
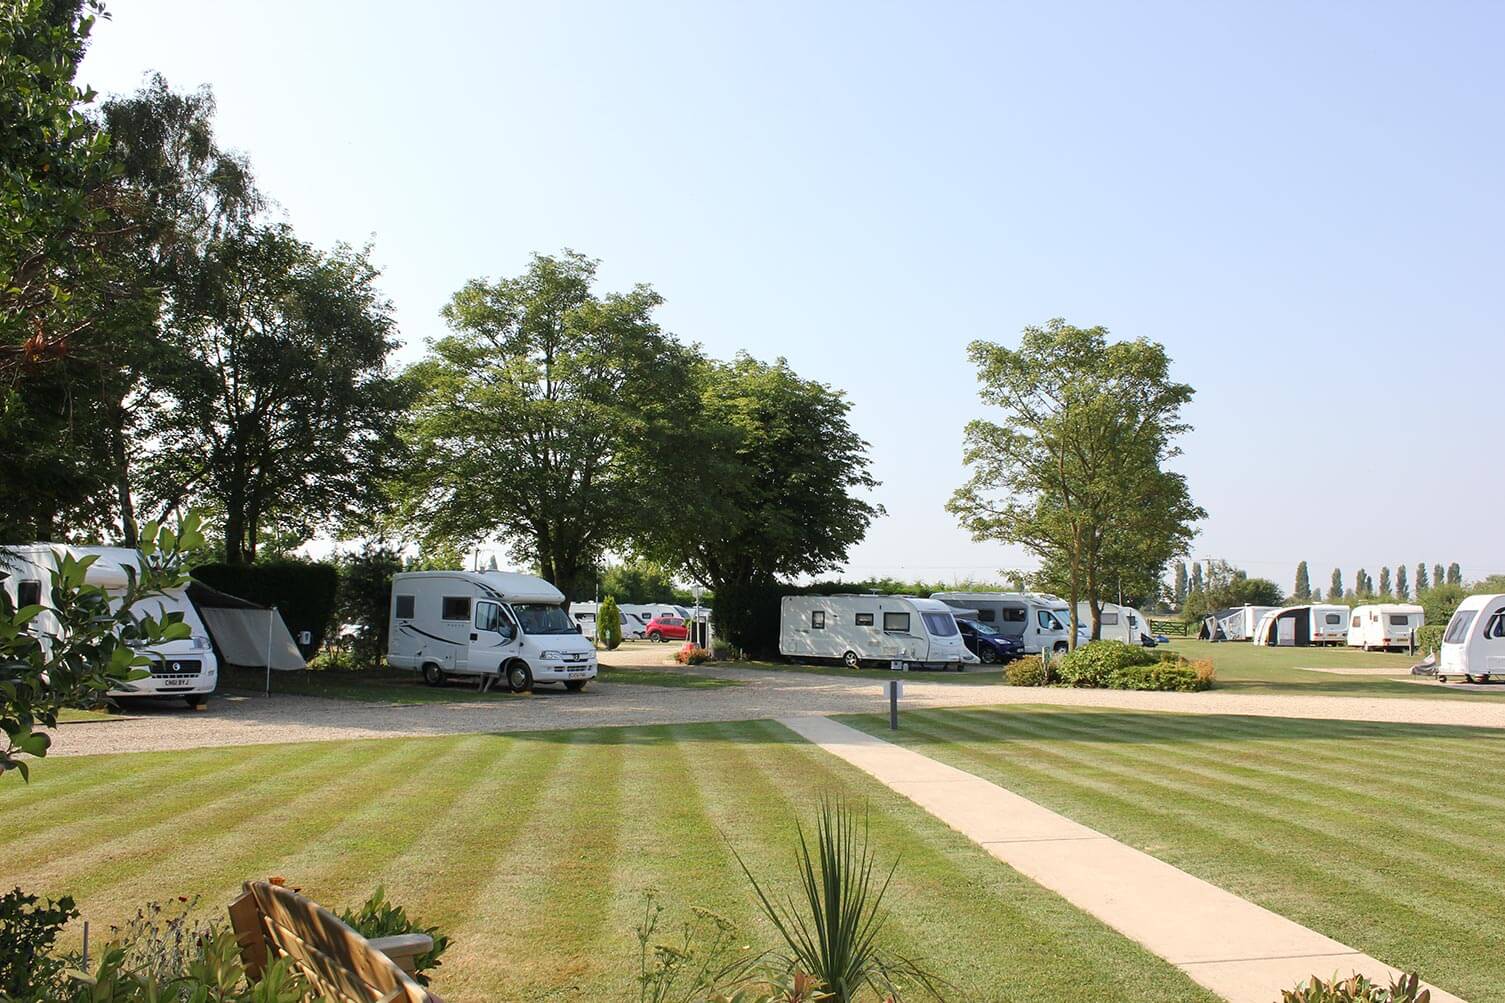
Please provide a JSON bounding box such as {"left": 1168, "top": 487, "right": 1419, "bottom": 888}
{"left": 1330, "top": 567, "right": 1343, "bottom": 602}
{"left": 142, "top": 225, "right": 407, "bottom": 563}
{"left": 402, "top": 251, "right": 699, "bottom": 600}
{"left": 1396, "top": 564, "right": 1409, "bottom": 600}
{"left": 335, "top": 544, "right": 404, "bottom": 666}
{"left": 1434, "top": 564, "right": 1445, "bottom": 591}
{"left": 1190, "top": 561, "right": 1204, "bottom": 594}
{"left": 1293, "top": 561, "right": 1311, "bottom": 602}
{"left": 948, "top": 320, "right": 1201, "bottom": 644}
{"left": 1419, "top": 583, "right": 1466, "bottom": 627}
{"left": 1355, "top": 568, "right": 1370, "bottom": 597}
{"left": 596, "top": 595, "right": 622, "bottom": 650}
{"left": 1447, "top": 562, "right": 1462, "bottom": 586}
{"left": 1173, "top": 561, "right": 1188, "bottom": 607}
{"left": 1311, "top": 584, "right": 1323, "bottom": 602}
{"left": 1416, "top": 563, "right": 1429, "bottom": 593}
{"left": 641, "top": 354, "right": 881, "bottom": 651}
{"left": 1379, "top": 566, "right": 1391, "bottom": 597}
{"left": 598, "top": 560, "right": 677, "bottom": 606}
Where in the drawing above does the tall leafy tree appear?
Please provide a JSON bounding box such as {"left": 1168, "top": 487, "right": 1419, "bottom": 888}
{"left": 1190, "top": 561, "right": 1204, "bottom": 594}
{"left": 1330, "top": 567, "right": 1343, "bottom": 601}
{"left": 401, "top": 251, "right": 700, "bottom": 599}
{"left": 1447, "top": 562, "right": 1462, "bottom": 586}
{"left": 142, "top": 225, "right": 406, "bottom": 562}
{"left": 1396, "top": 564, "right": 1409, "bottom": 600}
{"left": 1434, "top": 564, "right": 1445, "bottom": 591}
{"left": 948, "top": 320, "right": 1202, "bottom": 643}
{"left": 1379, "top": 566, "right": 1391, "bottom": 597}
{"left": 598, "top": 560, "right": 678, "bottom": 605}
{"left": 1416, "top": 563, "right": 1429, "bottom": 593}
{"left": 1173, "top": 561, "right": 1188, "bottom": 607}
{"left": 1293, "top": 561, "right": 1311, "bottom": 602}
{"left": 1311, "top": 584, "right": 1323, "bottom": 602}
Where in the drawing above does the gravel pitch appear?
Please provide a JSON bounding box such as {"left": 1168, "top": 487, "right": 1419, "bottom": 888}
{"left": 44, "top": 654, "right": 1505, "bottom": 759}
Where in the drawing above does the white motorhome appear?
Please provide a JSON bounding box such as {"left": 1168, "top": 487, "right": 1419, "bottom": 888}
{"left": 1346, "top": 603, "right": 1424, "bottom": 651}
{"left": 1075, "top": 602, "right": 1152, "bottom": 645}
{"left": 1, "top": 545, "right": 218, "bottom": 707}
{"left": 779, "top": 595, "right": 972, "bottom": 670}
{"left": 388, "top": 571, "right": 596, "bottom": 692}
{"left": 1437, "top": 594, "right": 1505, "bottom": 684}
{"left": 932, "top": 592, "right": 1082, "bottom": 654}
{"left": 567, "top": 601, "right": 633, "bottom": 641}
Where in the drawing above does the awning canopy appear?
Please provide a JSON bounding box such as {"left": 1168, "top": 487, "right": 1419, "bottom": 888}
{"left": 187, "top": 580, "right": 306, "bottom": 671}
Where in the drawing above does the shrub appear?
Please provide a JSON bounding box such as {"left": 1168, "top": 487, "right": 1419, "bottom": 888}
{"left": 0, "top": 887, "right": 77, "bottom": 1002}
{"left": 335, "top": 545, "right": 403, "bottom": 667}
{"left": 1280, "top": 970, "right": 1430, "bottom": 1002}
{"left": 1004, "top": 655, "right": 1046, "bottom": 686}
{"left": 712, "top": 580, "right": 785, "bottom": 657}
{"left": 675, "top": 644, "right": 711, "bottom": 665}
{"left": 1415, "top": 624, "right": 1444, "bottom": 657}
{"left": 192, "top": 558, "right": 339, "bottom": 656}
{"left": 598, "top": 596, "right": 623, "bottom": 650}
{"left": 1054, "top": 640, "right": 1156, "bottom": 688}
{"left": 337, "top": 885, "right": 449, "bottom": 986}
{"left": 1105, "top": 662, "right": 1211, "bottom": 692}
{"left": 710, "top": 641, "right": 739, "bottom": 662}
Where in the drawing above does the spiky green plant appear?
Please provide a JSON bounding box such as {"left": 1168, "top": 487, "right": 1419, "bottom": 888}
{"left": 735, "top": 798, "right": 942, "bottom": 1002}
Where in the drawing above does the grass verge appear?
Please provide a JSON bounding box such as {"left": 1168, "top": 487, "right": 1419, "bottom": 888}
{"left": 4, "top": 722, "right": 1215, "bottom": 1003}
{"left": 842, "top": 704, "right": 1505, "bottom": 1003}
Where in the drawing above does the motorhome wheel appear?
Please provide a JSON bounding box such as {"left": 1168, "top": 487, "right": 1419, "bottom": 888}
{"left": 507, "top": 661, "right": 534, "bottom": 693}
{"left": 184, "top": 694, "right": 207, "bottom": 709}
{"left": 565, "top": 679, "right": 588, "bottom": 692}
{"left": 842, "top": 650, "right": 860, "bottom": 669}
{"left": 422, "top": 663, "right": 446, "bottom": 687}
{"left": 1437, "top": 675, "right": 1449, "bottom": 684}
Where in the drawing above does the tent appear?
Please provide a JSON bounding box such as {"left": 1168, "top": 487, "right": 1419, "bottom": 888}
{"left": 187, "top": 580, "right": 306, "bottom": 679}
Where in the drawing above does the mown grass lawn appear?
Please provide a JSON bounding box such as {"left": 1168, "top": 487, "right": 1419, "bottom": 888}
{"left": 219, "top": 663, "right": 737, "bottom": 703}
{"left": 844, "top": 704, "right": 1505, "bottom": 1003}
{"left": 3, "top": 721, "right": 1215, "bottom": 1003}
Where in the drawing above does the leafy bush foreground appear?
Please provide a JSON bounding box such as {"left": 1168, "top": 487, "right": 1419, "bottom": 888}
{"left": 1008, "top": 641, "right": 1214, "bottom": 692}
{"left": 1281, "top": 970, "right": 1430, "bottom": 1002}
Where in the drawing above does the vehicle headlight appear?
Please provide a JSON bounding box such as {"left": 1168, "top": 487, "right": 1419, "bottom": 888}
{"left": 192, "top": 635, "right": 211, "bottom": 651}
{"left": 541, "top": 650, "right": 563, "bottom": 660}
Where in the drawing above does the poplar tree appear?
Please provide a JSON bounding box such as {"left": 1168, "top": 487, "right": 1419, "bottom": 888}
{"left": 1447, "top": 563, "right": 1463, "bottom": 586}
{"left": 1331, "top": 568, "right": 1343, "bottom": 601}
{"left": 1434, "top": 564, "right": 1445, "bottom": 590}
{"left": 1174, "top": 561, "right": 1188, "bottom": 606}
{"left": 1396, "top": 565, "right": 1409, "bottom": 600}
{"left": 1416, "top": 563, "right": 1429, "bottom": 593}
{"left": 1379, "top": 567, "right": 1391, "bottom": 596}
{"left": 1191, "top": 561, "right": 1205, "bottom": 594}
{"left": 1293, "top": 561, "right": 1311, "bottom": 602}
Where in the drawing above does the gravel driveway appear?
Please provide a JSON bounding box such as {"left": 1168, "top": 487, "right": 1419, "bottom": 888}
{"left": 44, "top": 658, "right": 1505, "bottom": 759}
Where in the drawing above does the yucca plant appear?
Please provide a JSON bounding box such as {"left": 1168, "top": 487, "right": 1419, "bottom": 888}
{"left": 736, "top": 798, "right": 943, "bottom": 1002}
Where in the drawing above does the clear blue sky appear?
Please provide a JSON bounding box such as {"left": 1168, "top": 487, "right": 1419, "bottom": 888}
{"left": 80, "top": 1, "right": 1505, "bottom": 590}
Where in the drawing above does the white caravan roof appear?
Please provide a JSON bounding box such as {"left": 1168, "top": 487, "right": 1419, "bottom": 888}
{"left": 4, "top": 545, "right": 156, "bottom": 591}
{"left": 1351, "top": 603, "right": 1424, "bottom": 616}
{"left": 396, "top": 570, "right": 565, "bottom": 604}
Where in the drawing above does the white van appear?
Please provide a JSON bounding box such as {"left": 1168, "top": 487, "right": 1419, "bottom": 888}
{"left": 1075, "top": 602, "right": 1152, "bottom": 645}
{"left": 932, "top": 592, "right": 1082, "bottom": 654}
{"left": 779, "top": 595, "right": 973, "bottom": 670}
{"left": 1, "top": 545, "right": 218, "bottom": 707}
{"left": 1438, "top": 594, "right": 1505, "bottom": 684}
{"left": 1346, "top": 603, "right": 1424, "bottom": 651}
{"left": 388, "top": 571, "right": 597, "bottom": 692}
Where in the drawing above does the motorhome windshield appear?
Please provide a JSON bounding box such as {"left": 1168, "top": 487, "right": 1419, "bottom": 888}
{"left": 921, "top": 612, "right": 957, "bottom": 636}
{"left": 1443, "top": 609, "right": 1477, "bottom": 645}
{"left": 513, "top": 603, "right": 576, "bottom": 635}
{"left": 1040, "top": 610, "right": 1065, "bottom": 631}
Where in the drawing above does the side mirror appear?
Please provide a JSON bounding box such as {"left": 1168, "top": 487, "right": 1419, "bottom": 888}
{"left": 574, "top": 623, "right": 583, "bottom": 634}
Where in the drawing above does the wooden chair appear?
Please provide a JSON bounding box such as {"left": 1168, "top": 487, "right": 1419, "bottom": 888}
{"left": 228, "top": 880, "right": 442, "bottom": 1003}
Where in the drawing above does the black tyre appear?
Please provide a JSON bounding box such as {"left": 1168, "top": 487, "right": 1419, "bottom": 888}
{"left": 979, "top": 647, "right": 999, "bottom": 665}
{"left": 184, "top": 693, "right": 207, "bottom": 709}
{"left": 565, "top": 679, "right": 588, "bottom": 692}
{"left": 648, "top": 631, "right": 662, "bottom": 643}
{"left": 842, "top": 650, "right": 860, "bottom": 669}
{"left": 1054, "top": 642, "right": 1069, "bottom": 655}
{"left": 506, "top": 661, "right": 534, "bottom": 693}
{"left": 422, "top": 663, "right": 447, "bottom": 687}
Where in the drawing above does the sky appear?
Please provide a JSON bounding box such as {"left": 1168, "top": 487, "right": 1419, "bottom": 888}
{"left": 79, "top": 1, "right": 1505, "bottom": 591}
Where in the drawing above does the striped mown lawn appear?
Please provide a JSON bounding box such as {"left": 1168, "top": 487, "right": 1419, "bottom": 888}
{"left": 844, "top": 705, "right": 1505, "bottom": 1003}
{"left": 2, "top": 721, "right": 1216, "bottom": 1003}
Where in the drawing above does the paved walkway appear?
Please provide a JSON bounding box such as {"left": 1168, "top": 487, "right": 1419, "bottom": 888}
{"left": 780, "top": 715, "right": 1466, "bottom": 1003}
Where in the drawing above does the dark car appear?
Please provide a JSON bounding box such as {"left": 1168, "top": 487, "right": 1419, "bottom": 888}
{"left": 956, "top": 617, "right": 1024, "bottom": 664}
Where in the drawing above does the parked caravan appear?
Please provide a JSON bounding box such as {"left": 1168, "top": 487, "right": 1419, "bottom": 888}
{"left": 1200, "top": 605, "right": 1277, "bottom": 642}
{"left": 1, "top": 545, "right": 219, "bottom": 707}
{"left": 931, "top": 592, "right": 1083, "bottom": 654}
{"left": 1075, "top": 602, "right": 1153, "bottom": 645}
{"left": 1309, "top": 604, "right": 1350, "bottom": 645}
{"left": 388, "top": 571, "right": 596, "bottom": 692}
{"left": 616, "top": 604, "right": 656, "bottom": 639}
{"left": 780, "top": 595, "right": 972, "bottom": 670}
{"left": 1252, "top": 604, "right": 1353, "bottom": 646}
{"left": 568, "top": 601, "right": 633, "bottom": 641}
{"left": 1346, "top": 603, "right": 1424, "bottom": 651}
{"left": 1437, "top": 594, "right": 1505, "bottom": 683}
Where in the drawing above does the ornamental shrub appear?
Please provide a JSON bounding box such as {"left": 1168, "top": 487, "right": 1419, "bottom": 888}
{"left": 597, "top": 595, "right": 623, "bottom": 650}
{"left": 1415, "top": 624, "right": 1444, "bottom": 657}
{"left": 1054, "top": 640, "right": 1156, "bottom": 687}
{"left": 675, "top": 644, "right": 711, "bottom": 665}
{"left": 1104, "top": 662, "right": 1211, "bottom": 692}
{"left": 1281, "top": 970, "right": 1429, "bottom": 1002}
{"left": 1004, "top": 655, "right": 1047, "bottom": 686}
{"left": 337, "top": 885, "right": 450, "bottom": 985}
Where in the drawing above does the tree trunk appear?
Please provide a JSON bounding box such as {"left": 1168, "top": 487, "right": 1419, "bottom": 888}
{"left": 224, "top": 481, "right": 246, "bottom": 564}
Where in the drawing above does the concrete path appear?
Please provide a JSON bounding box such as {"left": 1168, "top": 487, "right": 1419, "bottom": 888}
{"left": 780, "top": 715, "right": 1466, "bottom": 1003}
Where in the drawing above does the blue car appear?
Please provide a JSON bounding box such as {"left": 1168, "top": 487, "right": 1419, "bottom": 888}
{"left": 956, "top": 617, "right": 1025, "bottom": 664}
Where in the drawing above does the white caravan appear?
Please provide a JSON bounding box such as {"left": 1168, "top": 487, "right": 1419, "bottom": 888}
{"left": 1346, "top": 603, "right": 1424, "bottom": 651}
{"left": 1253, "top": 605, "right": 1349, "bottom": 646}
{"left": 932, "top": 592, "right": 1083, "bottom": 654}
{"left": 779, "top": 595, "right": 972, "bottom": 670}
{"left": 616, "top": 604, "right": 656, "bottom": 639}
{"left": 1, "top": 545, "right": 218, "bottom": 707}
{"left": 1309, "top": 604, "right": 1349, "bottom": 645}
{"left": 567, "top": 601, "right": 634, "bottom": 641}
{"left": 1075, "top": 602, "right": 1152, "bottom": 645}
{"left": 1225, "top": 606, "right": 1279, "bottom": 642}
{"left": 388, "top": 571, "right": 596, "bottom": 692}
{"left": 1437, "top": 594, "right": 1505, "bottom": 684}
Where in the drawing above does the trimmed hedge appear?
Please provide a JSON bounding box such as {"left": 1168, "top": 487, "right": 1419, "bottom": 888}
{"left": 1004, "top": 654, "right": 1047, "bottom": 686}
{"left": 1054, "top": 640, "right": 1213, "bottom": 691}
{"left": 192, "top": 559, "right": 339, "bottom": 656}
{"left": 1415, "top": 624, "right": 1444, "bottom": 657}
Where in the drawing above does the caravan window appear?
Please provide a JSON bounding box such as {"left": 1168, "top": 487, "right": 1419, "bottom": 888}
{"left": 1443, "top": 610, "right": 1477, "bottom": 645}
{"left": 394, "top": 594, "right": 416, "bottom": 620}
{"left": 811, "top": 611, "right": 826, "bottom": 629}
{"left": 1101, "top": 611, "right": 1119, "bottom": 626}
{"left": 575, "top": 612, "right": 596, "bottom": 622}
{"left": 1486, "top": 612, "right": 1505, "bottom": 639}
{"left": 16, "top": 580, "right": 41, "bottom": 608}
{"left": 1351, "top": 616, "right": 1361, "bottom": 628}
{"left": 922, "top": 612, "right": 957, "bottom": 636}
{"left": 883, "top": 612, "right": 910, "bottom": 633}
{"left": 855, "top": 612, "right": 874, "bottom": 626}
{"left": 1001, "top": 607, "right": 1027, "bottom": 623}
{"left": 975, "top": 609, "right": 995, "bottom": 622}
{"left": 441, "top": 596, "right": 471, "bottom": 621}
{"left": 1388, "top": 614, "right": 1411, "bottom": 627}
{"left": 1325, "top": 613, "right": 1343, "bottom": 625}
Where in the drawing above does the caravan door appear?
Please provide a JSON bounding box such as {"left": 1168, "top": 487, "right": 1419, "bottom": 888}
{"left": 1276, "top": 617, "right": 1296, "bottom": 646}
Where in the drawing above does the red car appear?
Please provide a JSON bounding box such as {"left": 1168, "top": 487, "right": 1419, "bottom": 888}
{"left": 644, "top": 615, "right": 688, "bottom": 642}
